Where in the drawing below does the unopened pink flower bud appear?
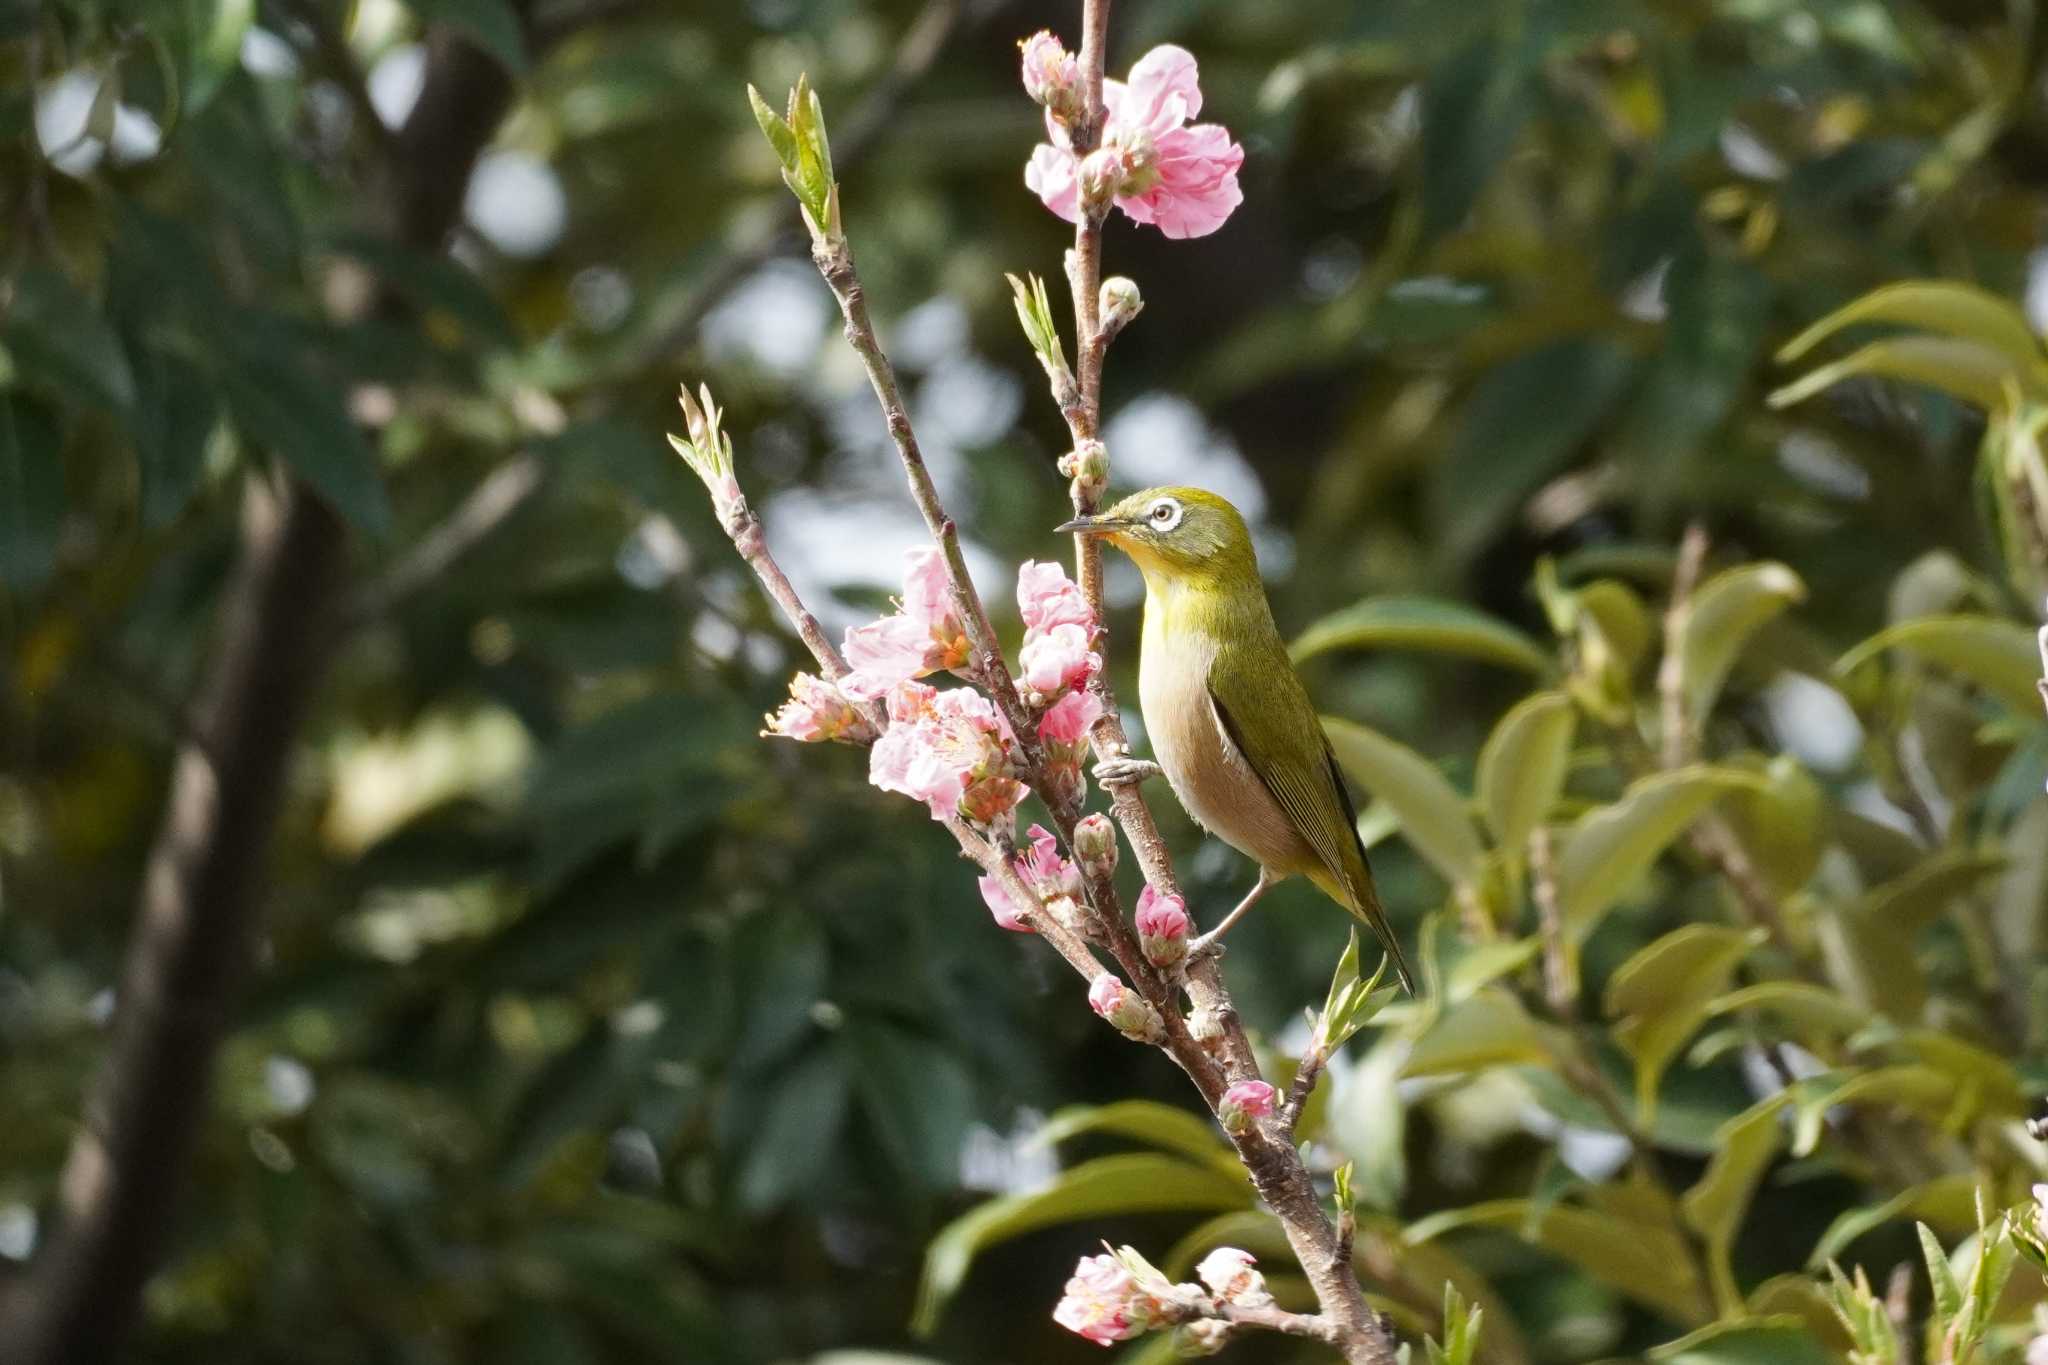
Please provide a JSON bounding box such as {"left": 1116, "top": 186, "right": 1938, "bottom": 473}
{"left": 1216, "top": 1079, "right": 1275, "bottom": 1135}
{"left": 1134, "top": 885, "right": 1189, "bottom": 967}
{"left": 1073, "top": 812, "right": 1118, "bottom": 881}
{"left": 1099, "top": 276, "right": 1143, "bottom": 336}
{"left": 1020, "top": 31, "right": 1084, "bottom": 125}
{"left": 1194, "top": 1247, "right": 1272, "bottom": 1308}
{"left": 1088, "top": 975, "right": 1162, "bottom": 1041}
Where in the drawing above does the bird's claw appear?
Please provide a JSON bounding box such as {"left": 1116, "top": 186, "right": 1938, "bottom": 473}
{"left": 1092, "top": 756, "right": 1162, "bottom": 788}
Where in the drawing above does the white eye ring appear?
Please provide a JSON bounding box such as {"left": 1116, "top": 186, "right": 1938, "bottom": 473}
{"left": 1148, "top": 498, "right": 1183, "bottom": 531}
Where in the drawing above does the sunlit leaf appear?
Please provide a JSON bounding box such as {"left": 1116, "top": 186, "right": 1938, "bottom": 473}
{"left": 1605, "top": 924, "right": 1764, "bottom": 1125}
{"left": 1646, "top": 1317, "right": 1835, "bottom": 1365}
{"left": 1837, "top": 615, "right": 2044, "bottom": 714}
{"left": 1402, "top": 990, "right": 1551, "bottom": 1078}
{"left": 1324, "top": 716, "right": 1485, "bottom": 889}
{"left": 1406, "top": 1197, "right": 1711, "bottom": 1323}
{"left": 1681, "top": 1097, "right": 1788, "bottom": 1313}
{"left": 1769, "top": 335, "right": 2020, "bottom": 412}
{"left": 1555, "top": 767, "right": 1759, "bottom": 937}
{"left": 1033, "top": 1100, "right": 1238, "bottom": 1176}
{"left": 1679, "top": 563, "right": 1805, "bottom": 727}
{"left": 1475, "top": 691, "right": 1575, "bottom": 853}
{"left": 1292, "top": 596, "right": 1552, "bottom": 674}
{"left": 1777, "top": 281, "right": 2046, "bottom": 383}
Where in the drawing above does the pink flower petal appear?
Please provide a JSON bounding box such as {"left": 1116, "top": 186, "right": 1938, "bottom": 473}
{"left": 1025, "top": 143, "right": 1082, "bottom": 223}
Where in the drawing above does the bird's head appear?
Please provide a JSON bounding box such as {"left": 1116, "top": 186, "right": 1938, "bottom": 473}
{"left": 1056, "top": 486, "right": 1257, "bottom": 591}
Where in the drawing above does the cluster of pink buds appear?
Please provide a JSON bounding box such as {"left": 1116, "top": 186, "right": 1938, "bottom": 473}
{"left": 1021, "top": 38, "right": 1244, "bottom": 239}
{"left": 978, "top": 823, "right": 1083, "bottom": 933}
{"left": 763, "top": 672, "right": 874, "bottom": 744}
{"left": 1051, "top": 1249, "right": 1175, "bottom": 1345}
{"left": 1017, "top": 560, "right": 1103, "bottom": 806}
{"left": 1134, "top": 885, "right": 1190, "bottom": 967}
{"left": 1216, "top": 1079, "right": 1276, "bottom": 1136}
{"left": 839, "top": 548, "right": 972, "bottom": 700}
{"left": 1088, "top": 974, "right": 1162, "bottom": 1042}
{"left": 1050, "top": 1244, "right": 1267, "bottom": 1348}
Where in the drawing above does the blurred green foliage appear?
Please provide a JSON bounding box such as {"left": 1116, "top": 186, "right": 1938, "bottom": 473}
{"left": 5, "top": 0, "right": 2048, "bottom": 1362}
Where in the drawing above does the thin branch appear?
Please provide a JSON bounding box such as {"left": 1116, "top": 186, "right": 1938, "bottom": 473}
{"left": 344, "top": 451, "right": 546, "bottom": 625}
{"left": 1658, "top": 520, "right": 1710, "bottom": 769}
{"left": 1528, "top": 823, "right": 1575, "bottom": 1013}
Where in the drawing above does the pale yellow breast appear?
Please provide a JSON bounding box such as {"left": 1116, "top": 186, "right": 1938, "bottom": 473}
{"left": 1138, "top": 585, "right": 1313, "bottom": 874}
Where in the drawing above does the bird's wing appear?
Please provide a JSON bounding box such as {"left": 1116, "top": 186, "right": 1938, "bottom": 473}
{"left": 1206, "top": 655, "right": 1415, "bottom": 993}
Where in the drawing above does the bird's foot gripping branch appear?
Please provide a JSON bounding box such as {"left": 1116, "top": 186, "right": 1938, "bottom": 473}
{"left": 678, "top": 14, "right": 1432, "bottom": 1365}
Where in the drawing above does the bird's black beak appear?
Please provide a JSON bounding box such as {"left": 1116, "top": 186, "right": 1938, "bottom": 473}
{"left": 1055, "top": 514, "right": 1124, "bottom": 535}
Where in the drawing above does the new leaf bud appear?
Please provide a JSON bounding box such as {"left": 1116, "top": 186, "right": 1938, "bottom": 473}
{"left": 1073, "top": 812, "right": 1118, "bottom": 881}
{"left": 1099, "top": 276, "right": 1144, "bottom": 338}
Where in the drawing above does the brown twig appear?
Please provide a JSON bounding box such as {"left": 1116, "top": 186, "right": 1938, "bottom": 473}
{"left": 1528, "top": 823, "right": 1576, "bottom": 1013}
{"left": 1658, "top": 521, "right": 1710, "bottom": 769}
{"left": 344, "top": 451, "right": 546, "bottom": 625}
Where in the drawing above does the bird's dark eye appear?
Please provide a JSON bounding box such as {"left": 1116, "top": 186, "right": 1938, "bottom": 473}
{"left": 1145, "top": 497, "right": 1183, "bottom": 531}
{"left": 1152, "top": 502, "right": 1172, "bottom": 521}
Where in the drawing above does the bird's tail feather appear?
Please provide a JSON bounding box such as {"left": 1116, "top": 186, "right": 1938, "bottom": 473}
{"left": 1308, "top": 866, "right": 1417, "bottom": 995}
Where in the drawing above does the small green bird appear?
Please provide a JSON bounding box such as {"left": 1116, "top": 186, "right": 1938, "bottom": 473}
{"left": 1057, "top": 486, "right": 1415, "bottom": 994}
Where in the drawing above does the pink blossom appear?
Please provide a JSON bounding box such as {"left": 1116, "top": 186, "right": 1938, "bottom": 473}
{"left": 1021, "top": 622, "right": 1099, "bottom": 694}
{"left": 869, "top": 682, "right": 1024, "bottom": 826}
{"left": 977, "top": 823, "right": 1078, "bottom": 933}
{"left": 1017, "top": 560, "right": 1095, "bottom": 631}
{"left": 763, "top": 673, "right": 873, "bottom": 744}
{"left": 1194, "top": 1247, "right": 1271, "bottom": 1307}
{"left": 1135, "top": 886, "right": 1190, "bottom": 967}
{"left": 1024, "top": 45, "right": 1244, "bottom": 239}
{"left": 1052, "top": 1252, "right": 1154, "bottom": 1346}
{"left": 1217, "top": 1079, "right": 1275, "bottom": 1135}
{"left": 900, "top": 547, "right": 959, "bottom": 636}
{"left": 841, "top": 614, "right": 935, "bottom": 700}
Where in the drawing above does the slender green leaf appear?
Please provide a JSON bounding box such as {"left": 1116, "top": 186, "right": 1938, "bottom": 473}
{"left": 1032, "top": 1100, "right": 1237, "bottom": 1176}
{"left": 1680, "top": 563, "right": 1805, "bottom": 726}
{"left": 1292, "top": 596, "right": 1552, "bottom": 674}
{"left": 1682, "top": 1097, "right": 1788, "bottom": 1313}
{"left": 1406, "top": 1197, "right": 1711, "bottom": 1323}
{"left": 1836, "top": 615, "right": 2043, "bottom": 714}
{"left": 1777, "top": 281, "right": 2046, "bottom": 380}
{"left": 1769, "top": 334, "right": 2018, "bottom": 412}
{"left": 1476, "top": 691, "right": 1576, "bottom": 852}
{"left": 1555, "top": 766, "right": 1758, "bottom": 937}
{"left": 1918, "top": 1222, "right": 1962, "bottom": 1323}
{"left": 1402, "top": 990, "right": 1551, "bottom": 1078}
{"left": 1324, "top": 716, "right": 1485, "bottom": 889}
{"left": 1606, "top": 924, "right": 1764, "bottom": 1124}
{"left": 1647, "top": 1317, "right": 1835, "bottom": 1365}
